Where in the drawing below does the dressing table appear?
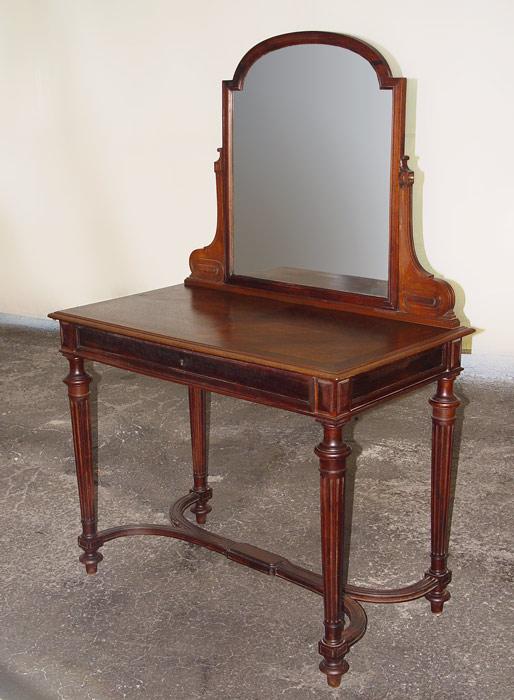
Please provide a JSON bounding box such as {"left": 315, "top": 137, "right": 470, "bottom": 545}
{"left": 49, "top": 32, "right": 473, "bottom": 689}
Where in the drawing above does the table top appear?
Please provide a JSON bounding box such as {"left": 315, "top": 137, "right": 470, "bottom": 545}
{"left": 50, "top": 285, "right": 472, "bottom": 380}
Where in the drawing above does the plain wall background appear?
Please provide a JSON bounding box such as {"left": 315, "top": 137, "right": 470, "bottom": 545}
{"left": 0, "top": 0, "right": 513, "bottom": 355}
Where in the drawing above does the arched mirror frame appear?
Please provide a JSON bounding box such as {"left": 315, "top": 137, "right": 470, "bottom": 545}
{"left": 187, "top": 31, "right": 459, "bottom": 329}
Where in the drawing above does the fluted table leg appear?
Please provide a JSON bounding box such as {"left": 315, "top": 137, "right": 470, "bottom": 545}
{"left": 188, "top": 386, "right": 212, "bottom": 524}
{"left": 316, "top": 421, "right": 351, "bottom": 688}
{"left": 426, "top": 375, "right": 460, "bottom": 614}
{"left": 64, "top": 356, "right": 103, "bottom": 574}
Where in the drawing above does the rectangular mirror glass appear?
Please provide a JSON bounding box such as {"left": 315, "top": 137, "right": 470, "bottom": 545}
{"left": 232, "top": 44, "right": 392, "bottom": 297}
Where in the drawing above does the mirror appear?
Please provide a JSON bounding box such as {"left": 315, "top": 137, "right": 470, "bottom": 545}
{"left": 231, "top": 43, "right": 392, "bottom": 298}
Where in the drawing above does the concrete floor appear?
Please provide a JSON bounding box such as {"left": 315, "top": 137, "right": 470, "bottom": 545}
{"left": 0, "top": 323, "right": 512, "bottom": 700}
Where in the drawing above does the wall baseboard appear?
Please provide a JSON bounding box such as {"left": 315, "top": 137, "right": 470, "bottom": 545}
{"left": 0, "top": 312, "right": 58, "bottom": 331}
{"left": 461, "top": 353, "right": 514, "bottom": 382}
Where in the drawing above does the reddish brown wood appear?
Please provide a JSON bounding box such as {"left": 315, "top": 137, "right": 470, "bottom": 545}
{"left": 49, "top": 286, "right": 472, "bottom": 382}
{"left": 232, "top": 267, "right": 388, "bottom": 297}
{"left": 58, "top": 482, "right": 438, "bottom": 605}
{"left": 186, "top": 31, "right": 458, "bottom": 328}
{"left": 316, "top": 421, "right": 351, "bottom": 688}
{"left": 48, "top": 31, "right": 474, "bottom": 689}
{"left": 425, "top": 374, "right": 460, "bottom": 614}
{"left": 50, "top": 291, "right": 471, "bottom": 685}
{"left": 345, "top": 574, "right": 440, "bottom": 603}
{"left": 53, "top": 322, "right": 470, "bottom": 682}
{"left": 231, "top": 31, "right": 394, "bottom": 88}
{"left": 228, "top": 273, "right": 390, "bottom": 310}
{"left": 91, "top": 490, "right": 367, "bottom": 648}
{"left": 397, "top": 157, "right": 457, "bottom": 324}
{"left": 64, "top": 356, "right": 103, "bottom": 574}
{"left": 188, "top": 386, "right": 212, "bottom": 524}
{"left": 188, "top": 149, "right": 225, "bottom": 283}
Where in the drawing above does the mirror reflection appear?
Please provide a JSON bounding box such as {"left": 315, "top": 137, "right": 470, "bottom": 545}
{"left": 232, "top": 44, "right": 392, "bottom": 297}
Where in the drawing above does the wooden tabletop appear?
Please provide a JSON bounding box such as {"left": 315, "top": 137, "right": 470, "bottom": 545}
{"left": 50, "top": 285, "right": 472, "bottom": 379}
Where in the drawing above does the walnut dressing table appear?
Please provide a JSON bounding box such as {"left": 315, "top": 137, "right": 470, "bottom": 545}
{"left": 50, "top": 32, "right": 473, "bottom": 689}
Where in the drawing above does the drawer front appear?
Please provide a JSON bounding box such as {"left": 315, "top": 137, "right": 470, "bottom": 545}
{"left": 351, "top": 347, "right": 445, "bottom": 409}
{"left": 77, "top": 327, "right": 312, "bottom": 411}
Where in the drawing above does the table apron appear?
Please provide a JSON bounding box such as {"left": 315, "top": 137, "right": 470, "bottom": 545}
{"left": 63, "top": 324, "right": 458, "bottom": 419}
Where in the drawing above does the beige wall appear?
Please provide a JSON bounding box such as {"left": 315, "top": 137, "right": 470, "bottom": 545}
{"left": 1, "top": 0, "right": 513, "bottom": 354}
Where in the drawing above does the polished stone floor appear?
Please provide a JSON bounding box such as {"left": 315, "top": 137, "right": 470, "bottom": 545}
{"left": 1, "top": 323, "right": 512, "bottom": 700}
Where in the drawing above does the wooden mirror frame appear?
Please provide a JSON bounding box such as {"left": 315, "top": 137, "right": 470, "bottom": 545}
{"left": 186, "top": 31, "right": 459, "bottom": 329}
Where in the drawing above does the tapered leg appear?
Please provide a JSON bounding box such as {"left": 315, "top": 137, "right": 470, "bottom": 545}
{"left": 64, "top": 356, "right": 103, "bottom": 574}
{"left": 426, "top": 375, "right": 460, "bottom": 614}
{"left": 188, "top": 386, "right": 212, "bottom": 525}
{"left": 316, "top": 421, "right": 351, "bottom": 688}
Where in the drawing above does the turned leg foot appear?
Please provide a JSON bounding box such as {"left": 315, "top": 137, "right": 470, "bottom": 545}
{"left": 319, "top": 643, "right": 350, "bottom": 687}
{"left": 190, "top": 494, "right": 212, "bottom": 525}
{"left": 426, "top": 374, "right": 460, "bottom": 615}
{"left": 188, "top": 386, "right": 212, "bottom": 524}
{"left": 316, "top": 421, "right": 351, "bottom": 686}
{"left": 65, "top": 357, "right": 103, "bottom": 573}
{"left": 79, "top": 544, "right": 104, "bottom": 575}
{"left": 426, "top": 587, "right": 451, "bottom": 615}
